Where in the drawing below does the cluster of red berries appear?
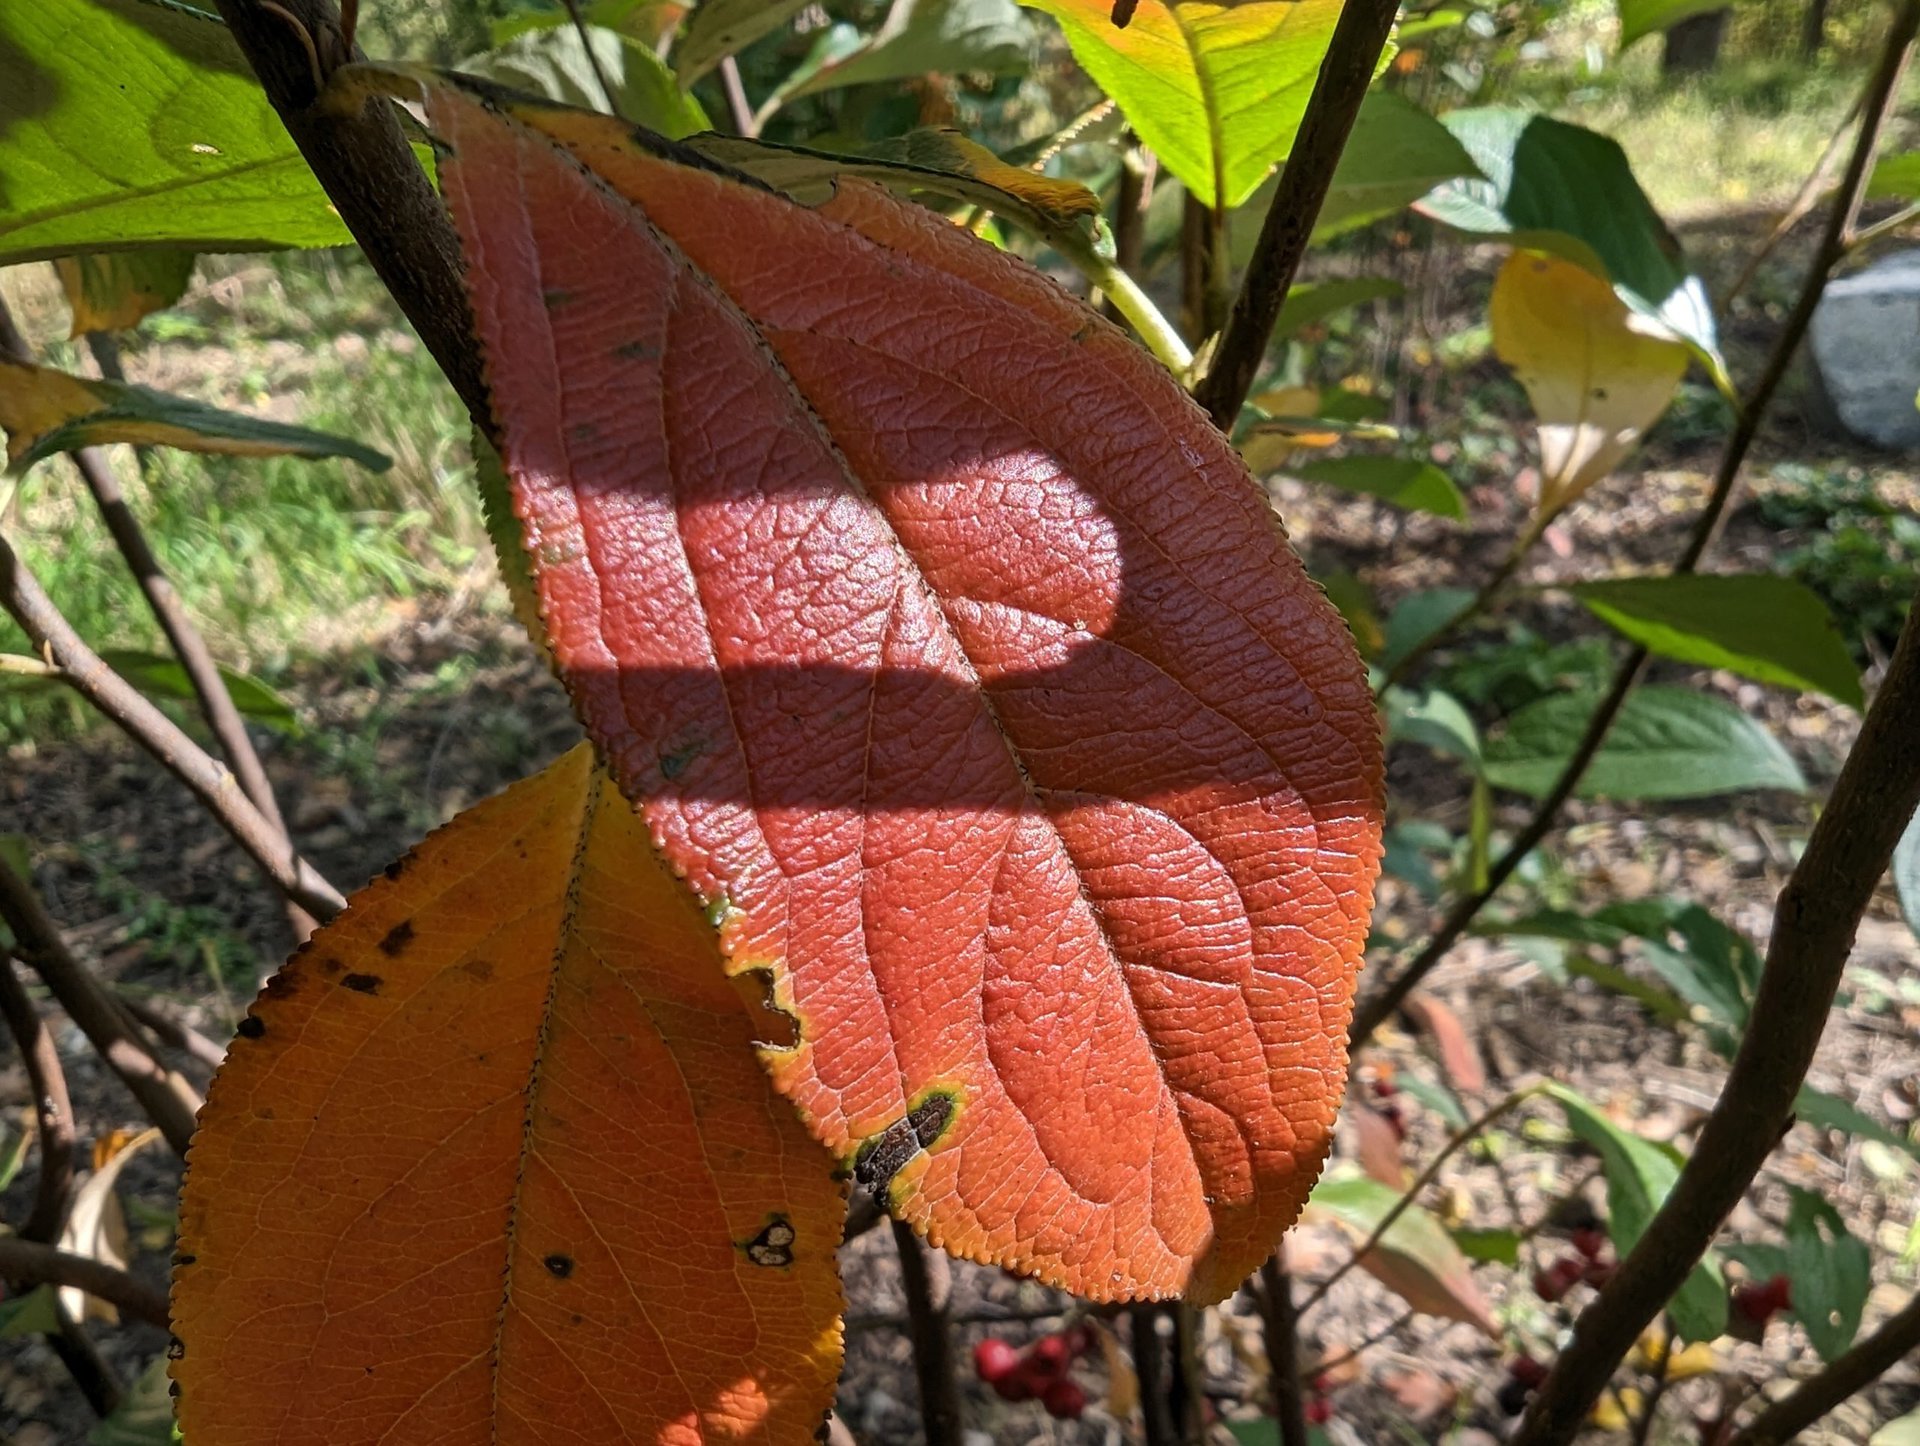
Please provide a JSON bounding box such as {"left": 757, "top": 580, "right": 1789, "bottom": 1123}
{"left": 1494, "top": 1352, "right": 1550, "bottom": 1416}
{"left": 1732, "top": 1272, "right": 1793, "bottom": 1327}
{"left": 1532, "top": 1226, "right": 1615, "bottom": 1302}
{"left": 1305, "top": 1372, "right": 1335, "bottom": 1425}
{"left": 1371, "top": 1077, "right": 1407, "bottom": 1142}
{"left": 974, "top": 1325, "right": 1093, "bottom": 1419}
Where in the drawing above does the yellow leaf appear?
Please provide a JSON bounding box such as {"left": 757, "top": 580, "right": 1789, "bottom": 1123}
{"left": 55, "top": 252, "right": 195, "bottom": 336}
{"left": 1490, "top": 250, "right": 1688, "bottom": 518}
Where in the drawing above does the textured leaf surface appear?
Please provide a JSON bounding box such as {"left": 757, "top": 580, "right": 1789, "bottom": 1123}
{"left": 0, "top": 358, "right": 389, "bottom": 475}
{"left": 1491, "top": 251, "right": 1688, "bottom": 518}
{"left": 399, "top": 71, "right": 1383, "bottom": 1302}
{"left": 1021, "top": 0, "right": 1345, "bottom": 209}
{"left": 0, "top": 0, "right": 348, "bottom": 263}
{"left": 172, "top": 745, "right": 845, "bottom": 1445}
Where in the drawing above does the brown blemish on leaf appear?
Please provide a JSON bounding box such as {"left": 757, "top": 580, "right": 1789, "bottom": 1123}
{"left": 377, "top": 921, "right": 415, "bottom": 957}
{"left": 235, "top": 1016, "right": 266, "bottom": 1040}
{"left": 744, "top": 1216, "right": 797, "bottom": 1267}
{"left": 853, "top": 1091, "right": 956, "bottom": 1202}
{"left": 461, "top": 958, "right": 496, "bottom": 982}
{"left": 543, "top": 1253, "right": 575, "bottom": 1279}
{"left": 341, "top": 973, "right": 384, "bottom": 994}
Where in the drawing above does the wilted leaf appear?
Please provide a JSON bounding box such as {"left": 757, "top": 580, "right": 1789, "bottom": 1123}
{"left": 1491, "top": 251, "right": 1689, "bottom": 517}
{"left": 1573, "top": 574, "right": 1863, "bottom": 708}
{"left": 1306, "top": 1170, "right": 1500, "bottom": 1337}
{"left": 1398, "top": 994, "right": 1485, "bottom": 1093}
{"left": 173, "top": 746, "right": 846, "bottom": 1445}
{"left": 1482, "top": 685, "right": 1805, "bottom": 801}
{"left": 60, "top": 1127, "right": 160, "bottom": 1324}
{"left": 0, "top": 0, "right": 348, "bottom": 263}
{"left": 687, "top": 128, "right": 1100, "bottom": 234}
{"left": 56, "top": 252, "right": 197, "bottom": 337}
{"left": 0, "top": 358, "right": 390, "bottom": 475}
{"left": 356, "top": 66, "right": 1384, "bottom": 1303}
{"left": 1350, "top": 1102, "right": 1407, "bottom": 1187}
{"left": 1021, "top": 0, "right": 1345, "bottom": 209}
{"left": 1292, "top": 456, "right": 1466, "bottom": 520}
{"left": 1546, "top": 1084, "right": 1726, "bottom": 1341}
{"left": 675, "top": 0, "right": 810, "bottom": 82}
{"left": 1420, "top": 109, "right": 1722, "bottom": 379}
{"left": 465, "top": 22, "right": 709, "bottom": 134}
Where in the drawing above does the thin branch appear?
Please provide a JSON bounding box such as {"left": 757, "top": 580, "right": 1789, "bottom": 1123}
{"left": 0, "top": 298, "right": 318, "bottom": 943}
{"left": 560, "top": 0, "right": 625, "bottom": 117}
{"left": 1258, "top": 1255, "right": 1313, "bottom": 1446}
{"left": 1374, "top": 514, "right": 1546, "bottom": 696}
{"left": 1192, "top": 0, "right": 1401, "bottom": 428}
{"left": 1133, "top": 1303, "right": 1179, "bottom": 1446}
{"left": 0, "top": 529, "right": 344, "bottom": 921}
{"left": 1847, "top": 198, "right": 1920, "bottom": 253}
{"left": 1308, "top": 1306, "right": 1416, "bottom": 1378}
{"left": 0, "top": 858, "right": 202, "bottom": 1157}
{"left": 719, "top": 56, "right": 758, "bottom": 137}
{"left": 0, "top": 1237, "right": 172, "bottom": 1330}
{"left": 1728, "top": 1290, "right": 1920, "bottom": 1445}
{"left": 1722, "top": 91, "right": 1862, "bottom": 308}
{"left": 1100, "top": 143, "right": 1151, "bottom": 328}
{"left": 892, "top": 1219, "right": 963, "bottom": 1446}
{"left": 1515, "top": 570, "right": 1920, "bottom": 1443}
{"left": 0, "top": 949, "right": 77, "bottom": 1242}
{"left": 118, "top": 992, "right": 229, "bottom": 1070}
{"left": 1299, "top": 1084, "right": 1541, "bottom": 1314}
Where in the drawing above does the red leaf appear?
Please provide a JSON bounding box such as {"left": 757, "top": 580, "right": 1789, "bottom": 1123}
{"left": 402, "top": 75, "right": 1382, "bottom": 1302}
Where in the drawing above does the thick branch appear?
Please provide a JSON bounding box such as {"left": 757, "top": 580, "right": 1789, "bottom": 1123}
{"left": 891, "top": 1219, "right": 962, "bottom": 1446}
{"left": 1514, "top": 582, "right": 1920, "bottom": 1443}
{"left": 0, "top": 950, "right": 77, "bottom": 1242}
{"left": 0, "top": 1237, "right": 172, "bottom": 1331}
{"left": 1192, "top": 0, "right": 1401, "bottom": 428}
{"left": 1258, "top": 1256, "right": 1313, "bottom": 1446}
{"left": 208, "top": 0, "right": 489, "bottom": 423}
{"left": 1729, "top": 1290, "right": 1920, "bottom": 1445}
{"left": 0, "top": 529, "right": 344, "bottom": 921}
{"left": 0, "top": 859, "right": 202, "bottom": 1157}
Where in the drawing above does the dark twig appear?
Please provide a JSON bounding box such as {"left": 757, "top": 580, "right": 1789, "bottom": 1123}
{"left": 0, "top": 530, "right": 344, "bottom": 921}
{"left": 892, "top": 1219, "right": 963, "bottom": 1446}
{"left": 0, "top": 950, "right": 77, "bottom": 1242}
{"left": 1133, "top": 1303, "right": 1179, "bottom": 1446}
{"left": 1258, "top": 1255, "right": 1313, "bottom": 1446}
{"left": 1515, "top": 576, "right": 1920, "bottom": 1444}
{"left": 0, "top": 298, "right": 317, "bottom": 943}
{"left": 560, "top": 0, "right": 625, "bottom": 117}
{"left": 1355, "top": 0, "right": 1917, "bottom": 1045}
{"left": 1193, "top": 0, "right": 1401, "bottom": 428}
{"left": 1729, "top": 1290, "right": 1920, "bottom": 1444}
{"left": 0, "top": 1237, "right": 172, "bottom": 1330}
{"left": 1308, "top": 1306, "right": 1416, "bottom": 1378}
{"left": 0, "top": 858, "right": 201, "bottom": 1156}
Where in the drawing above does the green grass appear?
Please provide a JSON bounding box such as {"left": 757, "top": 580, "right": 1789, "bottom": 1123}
{"left": 0, "top": 252, "right": 485, "bottom": 742}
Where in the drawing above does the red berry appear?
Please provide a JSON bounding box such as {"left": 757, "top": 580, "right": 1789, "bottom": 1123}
{"left": 1041, "top": 1377, "right": 1087, "bottom": 1420}
{"left": 1582, "top": 1258, "right": 1616, "bottom": 1288}
{"left": 1306, "top": 1398, "right": 1334, "bottom": 1426}
{"left": 1061, "top": 1323, "right": 1096, "bottom": 1358}
{"left": 994, "top": 1370, "right": 1038, "bottom": 1403}
{"left": 1733, "top": 1284, "right": 1780, "bottom": 1326}
{"left": 1533, "top": 1256, "right": 1583, "bottom": 1303}
{"left": 1507, "top": 1354, "right": 1549, "bottom": 1387}
{"left": 1570, "top": 1227, "right": 1609, "bottom": 1260}
{"left": 1373, "top": 1078, "right": 1398, "bottom": 1099}
{"left": 1028, "top": 1334, "right": 1073, "bottom": 1376}
{"left": 1310, "top": 1372, "right": 1334, "bottom": 1394}
{"left": 1378, "top": 1101, "right": 1407, "bottom": 1141}
{"left": 974, "top": 1338, "right": 1020, "bottom": 1384}
{"left": 1765, "top": 1273, "right": 1794, "bottom": 1313}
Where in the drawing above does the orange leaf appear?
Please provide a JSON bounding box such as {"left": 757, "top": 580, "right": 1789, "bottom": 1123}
{"left": 172, "top": 745, "right": 845, "bottom": 1444}
{"left": 355, "top": 69, "right": 1383, "bottom": 1303}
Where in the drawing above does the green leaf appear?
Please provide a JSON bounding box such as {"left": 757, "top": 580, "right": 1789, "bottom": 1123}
{"left": 1573, "top": 575, "right": 1862, "bottom": 708}
{"left": 1019, "top": 0, "right": 1346, "bottom": 210}
{"left": 1384, "top": 687, "right": 1481, "bottom": 767}
{"left": 1419, "top": 108, "right": 1723, "bottom": 384}
{"left": 88, "top": 1358, "right": 178, "bottom": 1446}
{"left": 675, "top": 0, "right": 810, "bottom": 83}
{"left": 1272, "top": 278, "right": 1404, "bottom": 339}
{"left": 1318, "top": 568, "right": 1383, "bottom": 660}
{"left": 1316, "top": 91, "right": 1481, "bottom": 236}
{"left": 1306, "top": 1170, "right": 1500, "bottom": 1336}
{"left": 493, "top": 0, "right": 673, "bottom": 46}
{"left": 465, "top": 23, "right": 709, "bottom": 136}
{"left": 1379, "top": 587, "right": 1476, "bottom": 673}
{"left": 1782, "top": 1187, "right": 1870, "bottom": 1362}
{"left": 1452, "top": 1225, "right": 1521, "bottom": 1265}
{"left": 1615, "top": 0, "right": 1728, "bottom": 48}
{"left": 1869, "top": 150, "right": 1920, "bottom": 201}
{"left": 782, "top": 0, "right": 1033, "bottom": 99}
{"left": 1292, "top": 456, "right": 1466, "bottom": 520}
{"left": 56, "top": 252, "right": 197, "bottom": 336}
{"left": 1893, "top": 811, "right": 1920, "bottom": 948}
{"left": 1637, "top": 905, "right": 1761, "bottom": 1049}
{"left": 1546, "top": 1083, "right": 1726, "bottom": 1342}
{"left": 1482, "top": 685, "right": 1805, "bottom": 801}
{"left": 91, "top": 650, "right": 298, "bottom": 734}
{"left": 0, "top": 357, "right": 388, "bottom": 475}
{"left": 1796, "top": 1086, "right": 1920, "bottom": 1162}
{"left": 0, "top": 1283, "right": 60, "bottom": 1339}
{"left": 0, "top": 0, "right": 349, "bottom": 263}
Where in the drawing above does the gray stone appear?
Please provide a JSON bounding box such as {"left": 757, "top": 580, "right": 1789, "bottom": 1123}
{"left": 1809, "top": 249, "right": 1920, "bottom": 450}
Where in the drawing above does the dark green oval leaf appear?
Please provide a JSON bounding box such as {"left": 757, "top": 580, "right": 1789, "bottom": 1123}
{"left": 1293, "top": 456, "right": 1466, "bottom": 520}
